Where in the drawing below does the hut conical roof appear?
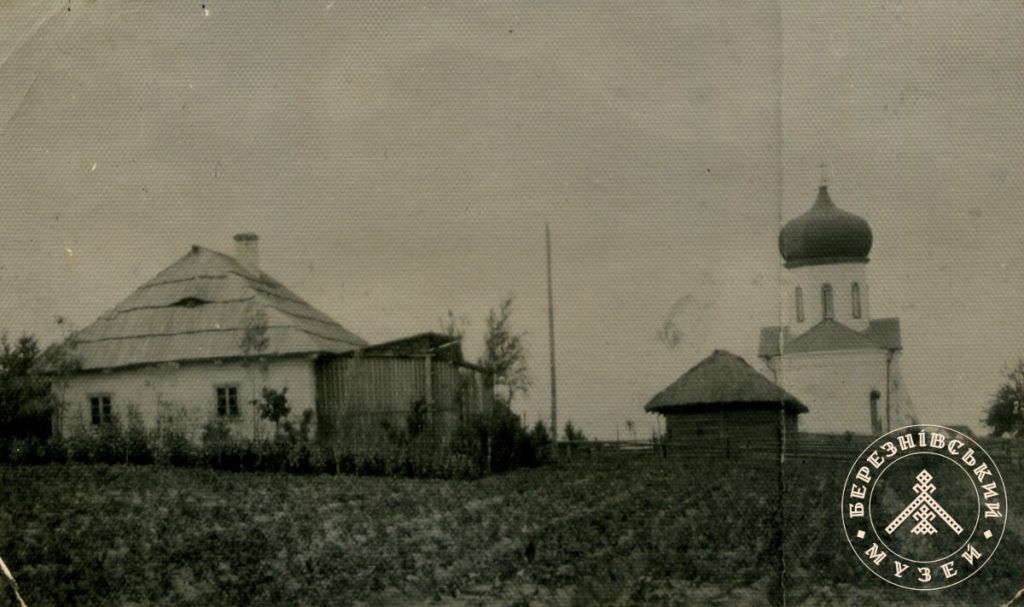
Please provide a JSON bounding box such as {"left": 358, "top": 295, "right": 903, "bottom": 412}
{"left": 644, "top": 350, "right": 807, "bottom": 413}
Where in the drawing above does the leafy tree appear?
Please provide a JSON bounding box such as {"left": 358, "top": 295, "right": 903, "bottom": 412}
{"left": 0, "top": 334, "right": 79, "bottom": 439}
{"left": 985, "top": 360, "right": 1024, "bottom": 437}
{"left": 256, "top": 387, "right": 290, "bottom": 434}
{"left": 479, "top": 295, "right": 529, "bottom": 409}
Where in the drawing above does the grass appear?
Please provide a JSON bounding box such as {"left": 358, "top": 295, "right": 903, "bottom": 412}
{"left": 0, "top": 454, "right": 1021, "bottom": 606}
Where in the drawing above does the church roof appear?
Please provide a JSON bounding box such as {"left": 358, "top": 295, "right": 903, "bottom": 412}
{"left": 758, "top": 318, "right": 901, "bottom": 358}
{"left": 778, "top": 185, "right": 873, "bottom": 268}
{"left": 644, "top": 350, "right": 807, "bottom": 414}
{"left": 70, "top": 245, "right": 368, "bottom": 370}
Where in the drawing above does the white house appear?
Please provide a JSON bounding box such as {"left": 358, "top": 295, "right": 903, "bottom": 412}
{"left": 758, "top": 185, "right": 915, "bottom": 435}
{"left": 59, "top": 234, "right": 369, "bottom": 441}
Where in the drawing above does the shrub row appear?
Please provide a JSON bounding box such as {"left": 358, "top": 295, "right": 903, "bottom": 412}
{"left": 0, "top": 408, "right": 553, "bottom": 479}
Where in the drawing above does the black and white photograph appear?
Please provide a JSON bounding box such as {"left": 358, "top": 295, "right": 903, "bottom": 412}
{"left": 1, "top": 1, "right": 1022, "bottom": 605}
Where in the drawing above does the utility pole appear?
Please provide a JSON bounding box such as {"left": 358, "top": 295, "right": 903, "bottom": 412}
{"left": 546, "top": 223, "right": 558, "bottom": 458}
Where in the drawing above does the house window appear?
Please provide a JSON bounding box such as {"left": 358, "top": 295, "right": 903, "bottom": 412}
{"left": 821, "top": 283, "right": 834, "bottom": 320}
{"left": 89, "top": 395, "right": 113, "bottom": 425}
{"left": 794, "top": 287, "right": 805, "bottom": 323}
{"left": 852, "top": 282, "right": 862, "bottom": 319}
{"left": 216, "top": 385, "right": 240, "bottom": 417}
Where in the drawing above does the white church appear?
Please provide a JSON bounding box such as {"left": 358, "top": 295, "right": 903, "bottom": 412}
{"left": 758, "top": 184, "right": 915, "bottom": 435}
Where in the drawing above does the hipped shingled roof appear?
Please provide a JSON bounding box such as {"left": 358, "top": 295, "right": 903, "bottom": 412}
{"left": 758, "top": 318, "right": 901, "bottom": 359}
{"left": 644, "top": 350, "right": 807, "bottom": 414}
{"left": 70, "top": 245, "right": 368, "bottom": 371}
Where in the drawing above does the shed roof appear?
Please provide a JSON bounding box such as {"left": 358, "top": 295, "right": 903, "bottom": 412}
{"left": 351, "top": 331, "right": 492, "bottom": 370}
{"left": 758, "top": 318, "right": 901, "bottom": 358}
{"left": 357, "top": 332, "right": 465, "bottom": 361}
{"left": 70, "top": 245, "right": 367, "bottom": 370}
{"left": 644, "top": 350, "right": 807, "bottom": 414}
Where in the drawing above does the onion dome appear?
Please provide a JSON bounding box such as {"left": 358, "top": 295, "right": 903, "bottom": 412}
{"left": 778, "top": 185, "right": 872, "bottom": 268}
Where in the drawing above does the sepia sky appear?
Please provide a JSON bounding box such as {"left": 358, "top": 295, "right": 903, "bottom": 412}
{"left": 1, "top": 1, "right": 1022, "bottom": 438}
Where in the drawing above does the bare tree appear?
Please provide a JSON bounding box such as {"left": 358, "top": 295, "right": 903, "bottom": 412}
{"left": 439, "top": 309, "right": 468, "bottom": 341}
{"left": 240, "top": 303, "right": 270, "bottom": 438}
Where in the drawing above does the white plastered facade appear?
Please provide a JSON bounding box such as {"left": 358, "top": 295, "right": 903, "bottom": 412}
{"left": 58, "top": 357, "right": 318, "bottom": 441}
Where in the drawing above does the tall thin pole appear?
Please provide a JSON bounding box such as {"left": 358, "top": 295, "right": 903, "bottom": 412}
{"left": 546, "top": 223, "right": 558, "bottom": 456}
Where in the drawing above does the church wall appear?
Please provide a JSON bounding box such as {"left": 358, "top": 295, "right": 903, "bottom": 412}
{"left": 886, "top": 351, "right": 916, "bottom": 427}
{"left": 772, "top": 348, "right": 890, "bottom": 435}
{"left": 783, "top": 263, "right": 870, "bottom": 335}
{"left": 56, "top": 357, "right": 318, "bottom": 442}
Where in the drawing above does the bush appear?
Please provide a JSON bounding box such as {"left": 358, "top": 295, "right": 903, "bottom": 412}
{"left": 200, "top": 420, "right": 249, "bottom": 471}
{"left": 449, "top": 405, "right": 550, "bottom": 475}
{"left": 194, "top": 414, "right": 333, "bottom": 474}
{"left": 43, "top": 434, "right": 68, "bottom": 462}
{"left": 67, "top": 417, "right": 130, "bottom": 464}
{"left": 526, "top": 420, "right": 552, "bottom": 467}
{"left": 57, "top": 410, "right": 155, "bottom": 465}
{"left": 564, "top": 420, "right": 587, "bottom": 443}
{"left": 124, "top": 408, "right": 154, "bottom": 465}
{"left": 7, "top": 435, "right": 51, "bottom": 464}
{"left": 65, "top": 431, "right": 96, "bottom": 464}
{"left": 482, "top": 405, "right": 549, "bottom": 473}
{"left": 154, "top": 428, "right": 195, "bottom": 467}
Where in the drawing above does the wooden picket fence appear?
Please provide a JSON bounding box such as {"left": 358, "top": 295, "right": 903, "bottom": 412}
{"left": 557, "top": 433, "right": 1024, "bottom": 471}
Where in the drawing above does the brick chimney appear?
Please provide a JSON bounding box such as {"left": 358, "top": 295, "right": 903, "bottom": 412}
{"left": 233, "top": 233, "right": 259, "bottom": 274}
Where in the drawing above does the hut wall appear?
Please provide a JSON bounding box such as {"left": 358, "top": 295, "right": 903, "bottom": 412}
{"left": 315, "top": 356, "right": 492, "bottom": 454}
{"left": 663, "top": 408, "right": 799, "bottom": 454}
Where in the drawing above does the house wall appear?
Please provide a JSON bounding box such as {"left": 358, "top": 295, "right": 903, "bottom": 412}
{"left": 765, "top": 348, "right": 893, "bottom": 435}
{"left": 58, "top": 357, "right": 317, "bottom": 442}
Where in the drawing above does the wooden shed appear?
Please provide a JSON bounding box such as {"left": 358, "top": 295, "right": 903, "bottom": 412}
{"left": 644, "top": 350, "right": 807, "bottom": 454}
{"left": 314, "top": 333, "right": 493, "bottom": 455}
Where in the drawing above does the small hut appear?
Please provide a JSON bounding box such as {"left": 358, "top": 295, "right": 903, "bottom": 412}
{"left": 645, "top": 350, "right": 807, "bottom": 454}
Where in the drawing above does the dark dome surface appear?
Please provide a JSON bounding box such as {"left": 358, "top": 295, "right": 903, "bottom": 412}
{"left": 778, "top": 186, "right": 872, "bottom": 268}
